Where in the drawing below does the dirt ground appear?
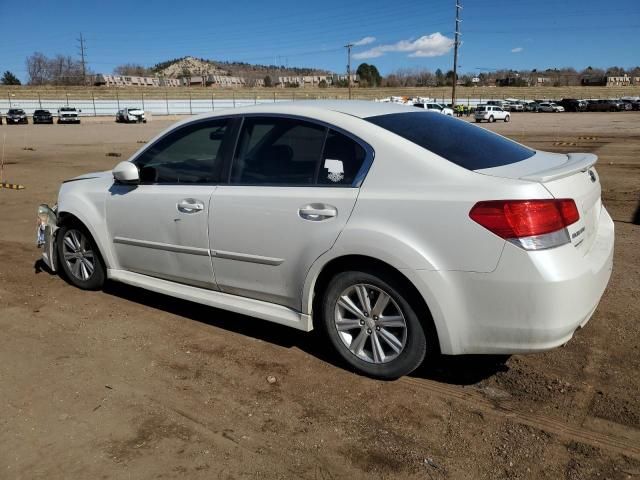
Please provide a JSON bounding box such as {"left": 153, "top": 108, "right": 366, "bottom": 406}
{"left": 0, "top": 112, "right": 638, "bottom": 479}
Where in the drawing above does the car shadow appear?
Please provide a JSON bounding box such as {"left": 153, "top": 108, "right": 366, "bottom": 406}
{"left": 102, "top": 280, "right": 509, "bottom": 385}
{"left": 410, "top": 354, "right": 510, "bottom": 386}
{"left": 34, "top": 259, "right": 55, "bottom": 275}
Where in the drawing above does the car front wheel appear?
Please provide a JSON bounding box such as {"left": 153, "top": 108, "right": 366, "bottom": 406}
{"left": 489, "top": 115, "right": 494, "bottom": 122}
{"left": 320, "top": 271, "right": 429, "bottom": 379}
{"left": 56, "top": 223, "right": 105, "bottom": 290}
{"left": 504, "top": 115, "right": 510, "bottom": 122}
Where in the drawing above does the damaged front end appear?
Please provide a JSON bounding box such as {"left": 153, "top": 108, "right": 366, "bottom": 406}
{"left": 37, "top": 204, "right": 58, "bottom": 271}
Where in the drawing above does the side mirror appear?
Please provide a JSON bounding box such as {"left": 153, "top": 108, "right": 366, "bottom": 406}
{"left": 113, "top": 161, "right": 139, "bottom": 184}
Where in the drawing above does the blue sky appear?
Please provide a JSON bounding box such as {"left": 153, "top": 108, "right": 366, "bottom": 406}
{"left": 1, "top": 0, "right": 638, "bottom": 82}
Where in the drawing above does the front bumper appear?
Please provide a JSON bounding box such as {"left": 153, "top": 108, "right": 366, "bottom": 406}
{"left": 59, "top": 117, "right": 79, "bottom": 123}
{"left": 37, "top": 204, "right": 58, "bottom": 271}
{"left": 414, "top": 207, "right": 615, "bottom": 355}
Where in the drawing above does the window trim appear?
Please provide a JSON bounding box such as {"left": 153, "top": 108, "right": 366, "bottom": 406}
{"left": 130, "top": 117, "right": 234, "bottom": 186}
{"left": 224, "top": 113, "right": 375, "bottom": 188}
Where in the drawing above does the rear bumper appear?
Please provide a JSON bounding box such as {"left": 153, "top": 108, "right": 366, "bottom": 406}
{"left": 415, "top": 207, "right": 614, "bottom": 355}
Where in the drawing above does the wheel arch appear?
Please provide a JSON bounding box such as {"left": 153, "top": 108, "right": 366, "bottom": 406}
{"left": 306, "top": 254, "right": 445, "bottom": 355}
{"left": 57, "top": 209, "right": 113, "bottom": 270}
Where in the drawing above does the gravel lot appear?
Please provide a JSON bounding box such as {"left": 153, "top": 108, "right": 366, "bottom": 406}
{"left": 0, "top": 112, "right": 639, "bottom": 479}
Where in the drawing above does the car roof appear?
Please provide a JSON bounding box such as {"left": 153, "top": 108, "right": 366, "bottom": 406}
{"left": 188, "top": 100, "right": 420, "bottom": 122}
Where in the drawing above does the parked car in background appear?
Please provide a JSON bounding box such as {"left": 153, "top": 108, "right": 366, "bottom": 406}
{"left": 608, "top": 100, "right": 627, "bottom": 111}
{"left": 538, "top": 102, "right": 565, "bottom": 113}
{"left": 486, "top": 100, "right": 511, "bottom": 111}
{"left": 33, "top": 109, "right": 54, "bottom": 124}
{"left": 557, "top": 99, "right": 587, "bottom": 112}
{"left": 413, "top": 102, "right": 454, "bottom": 116}
{"left": 116, "top": 107, "right": 147, "bottom": 123}
{"left": 616, "top": 100, "right": 633, "bottom": 111}
{"left": 474, "top": 105, "right": 510, "bottom": 122}
{"left": 586, "top": 100, "right": 609, "bottom": 112}
{"left": 57, "top": 106, "right": 81, "bottom": 124}
{"left": 6, "top": 108, "right": 28, "bottom": 124}
{"left": 621, "top": 99, "right": 640, "bottom": 111}
{"left": 36, "top": 101, "right": 614, "bottom": 379}
{"left": 522, "top": 101, "right": 540, "bottom": 112}
{"left": 508, "top": 102, "right": 525, "bottom": 112}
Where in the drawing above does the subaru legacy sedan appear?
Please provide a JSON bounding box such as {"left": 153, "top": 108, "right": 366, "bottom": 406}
{"left": 37, "top": 101, "right": 614, "bottom": 379}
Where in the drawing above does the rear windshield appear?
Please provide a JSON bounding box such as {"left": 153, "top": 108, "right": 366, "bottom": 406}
{"left": 366, "top": 111, "right": 535, "bottom": 170}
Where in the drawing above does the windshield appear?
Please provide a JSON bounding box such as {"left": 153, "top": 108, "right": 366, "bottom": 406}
{"left": 366, "top": 111, "right": 535, "bottom": 170}
{"left": 34, "top": 110, "right": 48, "bottom": 114}
{"left": 60, "top": 107, "right": 76, "bottom": 111}
{"left": 8, "top": 109, "right": 24, "bottom": 114}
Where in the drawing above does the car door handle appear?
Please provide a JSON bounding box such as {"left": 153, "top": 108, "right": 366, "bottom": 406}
{"left": 298, "top": 204, "right": 337, "bottom": 221}
{"left": 177, "top": 199, "right": 204, "bottom": 213}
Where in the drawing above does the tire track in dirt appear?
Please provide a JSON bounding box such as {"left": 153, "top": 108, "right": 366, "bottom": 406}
{"left": 400, "top": 377, "right": 640, "bottom": 459}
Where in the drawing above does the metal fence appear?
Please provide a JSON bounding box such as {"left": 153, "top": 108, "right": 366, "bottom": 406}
{"left": 1, "top": 88, "right": 638, "bottom": 117}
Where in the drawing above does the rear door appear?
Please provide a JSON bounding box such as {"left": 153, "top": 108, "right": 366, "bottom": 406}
{"left": 210, "top": 116, "right": 370, "bottom": 310}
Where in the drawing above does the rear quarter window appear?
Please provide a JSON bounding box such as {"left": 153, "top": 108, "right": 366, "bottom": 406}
{"left": 366, "top": 111, "right": 535, "bottom": 170}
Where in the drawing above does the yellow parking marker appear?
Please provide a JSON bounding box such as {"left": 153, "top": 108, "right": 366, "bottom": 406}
{"left": 0, "top": 182, "right": 25, "bottom": 190}
{"left": 553, "top": 142, "right": 578, "bottom": 146}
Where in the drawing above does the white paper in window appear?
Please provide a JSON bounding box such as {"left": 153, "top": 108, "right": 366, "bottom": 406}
{"left": 324, "top": 159, "right": 344, "bottom": 183}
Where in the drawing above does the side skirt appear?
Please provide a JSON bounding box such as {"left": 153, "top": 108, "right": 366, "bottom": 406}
{"left": 107, "top": 269, "right": 313, "bottom": 332}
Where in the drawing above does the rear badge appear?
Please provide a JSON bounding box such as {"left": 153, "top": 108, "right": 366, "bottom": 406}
{"left": 588, "top": 170, "right": 596, "bottom": 183}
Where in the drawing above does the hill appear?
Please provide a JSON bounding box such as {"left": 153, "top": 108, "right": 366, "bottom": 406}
{"left": 152, "top": 56, "right": 331, "bottom": 80}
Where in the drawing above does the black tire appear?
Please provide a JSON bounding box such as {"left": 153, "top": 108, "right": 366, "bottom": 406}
{"left": 489, "top": 115, "right": 494, "bottom": 123}
{"left": 475, "top": 119, "right": 481, "bottom": 123}
{"left": 319, "top": 270, "right": 430, "bottom": 379}
{"left": 504, "top": 115, "right": 510, "bottom": 122}
{"left": 56, "top": 222, "right": 106, "bottom": 290}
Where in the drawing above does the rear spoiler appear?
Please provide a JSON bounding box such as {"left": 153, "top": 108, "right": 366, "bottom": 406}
{"left": 519, "top": 153, "right": 598, "bottom": 183}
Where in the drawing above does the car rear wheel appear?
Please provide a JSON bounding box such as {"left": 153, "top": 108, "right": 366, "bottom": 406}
{"left": 56, "top": 223, "right": 105, "bottom": 290}
{"left": 320, "top": 271, "right": 428, "bottom": 379}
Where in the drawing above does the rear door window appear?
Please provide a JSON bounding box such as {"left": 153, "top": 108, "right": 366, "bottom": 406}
{"left": 318, "top": 130, "right": 367, "bottom": 186}
{"left": 230, "top": 117, "right": 326, "bottom": 185}
{"left": 366, "top": 111, "right": 535, "bottom": 170}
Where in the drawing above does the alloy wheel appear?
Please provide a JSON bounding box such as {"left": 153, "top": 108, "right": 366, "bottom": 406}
{"left": 334, "top": 283, "right": 408, "bottom": 364}
{"left": 62, "top": 229, "right": 96, "bottom": 281}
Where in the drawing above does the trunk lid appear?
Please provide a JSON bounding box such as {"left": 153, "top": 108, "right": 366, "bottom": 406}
{"left": 477, "top": 151, "right": 601, "bottom": 254}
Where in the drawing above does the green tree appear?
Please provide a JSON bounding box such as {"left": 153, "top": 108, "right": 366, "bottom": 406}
{"left": 264, "top": 75, "right": 273, "bottom": 87}
{"left": 356, "top": 63, "right": 382, "bottom": 87}
{"left": 1, "top": 71, "right": 21, "bottom": 85}
{"left": 318, "top": 79, "right": 328, "bottom": 88}
{"left": 435, "top": 68, "right": 444, "bottom": 86}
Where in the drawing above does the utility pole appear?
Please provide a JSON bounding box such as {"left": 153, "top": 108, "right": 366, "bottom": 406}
{"left": 344, "top": 43, "right": 353, "bottom": 100}
{"left": 451, "top": 0, "right": 462, "bottom": 107}
{"left": 77, "top": 32, "right": 87, "bottom": 85}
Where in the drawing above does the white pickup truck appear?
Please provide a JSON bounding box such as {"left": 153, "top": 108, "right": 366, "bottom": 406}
{"left": 57, "top": 106, "right": 81, "bottom": 124}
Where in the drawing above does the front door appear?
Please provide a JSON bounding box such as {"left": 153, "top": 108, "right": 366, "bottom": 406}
{"left": 106, "top": 118, "right": 232, "bottom": 288}
{"left": 210, "top": 116, "right": 370, "bottom": 310}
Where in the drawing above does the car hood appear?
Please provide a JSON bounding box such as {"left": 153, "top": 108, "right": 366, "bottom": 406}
{"left": 63, "top": 170, "right": 112, "bottom": 183}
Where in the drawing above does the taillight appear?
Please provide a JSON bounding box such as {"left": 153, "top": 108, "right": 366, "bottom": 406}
{"left": 469, "top": 199, "right": 580, "bottom": 250}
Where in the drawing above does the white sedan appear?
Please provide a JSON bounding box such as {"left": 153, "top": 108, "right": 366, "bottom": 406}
{"left": 38, "top": 101, "right": 614, "bottom": 378}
